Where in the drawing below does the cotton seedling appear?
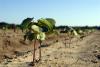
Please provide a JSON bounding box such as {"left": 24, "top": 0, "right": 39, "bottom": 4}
{"left": 24, "top": 18, "right": 56, "bottom": 66}
{"left": 65, "top": 27, "right": 80, "bottom": 47}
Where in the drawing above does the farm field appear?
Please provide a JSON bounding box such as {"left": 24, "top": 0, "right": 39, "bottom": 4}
{"left": 0, "top": 0, "right": 100, "bottom": 67}
{"left": 0, "top": 30, "right": 100, "bottom": 67}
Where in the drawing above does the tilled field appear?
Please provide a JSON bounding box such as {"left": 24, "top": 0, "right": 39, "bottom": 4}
{"left": 0, "top": 30, "right": 100, "bottom": 67}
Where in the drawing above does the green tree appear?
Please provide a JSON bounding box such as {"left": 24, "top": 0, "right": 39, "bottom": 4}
{"left": 0, "top": 22, "right": 9, "bottom": 29}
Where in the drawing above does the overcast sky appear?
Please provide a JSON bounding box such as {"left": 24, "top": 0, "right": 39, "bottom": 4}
{"left": 0, "top": 0, "right": 100, "bottom": 26}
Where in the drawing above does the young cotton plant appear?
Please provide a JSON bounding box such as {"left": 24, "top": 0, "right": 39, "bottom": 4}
{"left": 31, "top": 25, "right": 46, "bottom": 66}
{"left": 24, "top": 18, "right": 56, "bottom": 66}
{"left": 65, "top": 27, "right": 80, "bottom": 48}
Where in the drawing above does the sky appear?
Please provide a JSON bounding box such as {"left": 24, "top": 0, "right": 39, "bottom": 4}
{"left": 0, "top": 0, "right": 100, "bottom": 26}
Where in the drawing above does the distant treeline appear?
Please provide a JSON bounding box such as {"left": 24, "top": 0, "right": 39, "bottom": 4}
{"left": 0, "top": 22, "right": 21, "bottom": 29}
{"left": 0, "top": 17, "right": 100, "bottom": 31}
{"left": 56, "top": 25, "right": 100, "bottom": 30}
{"left": 0, "top": 22, "right": 100, "bottom": 30}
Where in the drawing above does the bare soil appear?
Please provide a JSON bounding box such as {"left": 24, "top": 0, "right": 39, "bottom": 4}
{"left": 0, "top": 30, "right": 100, "bottom": 67}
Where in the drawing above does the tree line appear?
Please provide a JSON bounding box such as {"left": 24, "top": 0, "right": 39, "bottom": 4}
{"left": 0, "top": 17, "right": 100, "bottom": 32}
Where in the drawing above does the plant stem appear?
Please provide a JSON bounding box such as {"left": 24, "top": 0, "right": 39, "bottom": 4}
{"left": 33, "top": 39, "right": 36, "bottom": 65}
